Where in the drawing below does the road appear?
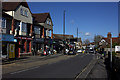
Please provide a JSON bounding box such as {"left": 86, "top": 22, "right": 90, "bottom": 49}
{"left": 2, "top": 53, "right": 95, "bottom": 79}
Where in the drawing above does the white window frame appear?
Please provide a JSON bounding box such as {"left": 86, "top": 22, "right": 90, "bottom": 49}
{"left": 24, "top": 10, "right": 28, "bottom": 17}
{"left": 49, "top": 21, "right": 51, "bottom": 25}
{"left": 2, "top": 17, "right": 6, "bottom": 28}
{"left": 47, "top": 20, "right": 49, "bottom": 24}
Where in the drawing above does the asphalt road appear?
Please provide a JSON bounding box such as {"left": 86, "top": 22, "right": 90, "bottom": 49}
{"left": 2, "top": 53, "right": 94, "bottom": 79}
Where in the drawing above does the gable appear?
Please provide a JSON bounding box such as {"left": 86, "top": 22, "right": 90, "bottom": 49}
{"left": 14, "top": 5, "right": 33, "bottom": 24}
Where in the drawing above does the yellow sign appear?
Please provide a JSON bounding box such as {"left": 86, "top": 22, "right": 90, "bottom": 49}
{"left": 9, "top": 44, "right": 15, "bottom": 58}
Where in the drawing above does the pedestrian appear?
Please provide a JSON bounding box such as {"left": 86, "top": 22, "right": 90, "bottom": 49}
{"left": 32, "top": 48, "right": 35, "bottom": 56}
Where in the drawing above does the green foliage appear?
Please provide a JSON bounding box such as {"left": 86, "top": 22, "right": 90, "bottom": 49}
{"left": 112, "top": 51, "right": 116, "bottom": 56}
{"left": 112, "top": 42, "right": 119, "bottom": 48}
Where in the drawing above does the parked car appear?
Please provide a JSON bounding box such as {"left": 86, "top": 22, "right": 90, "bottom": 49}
{"left": 68, "top": 49, "right": 76, "bottom": 55}
{"left": 77, "top": 49, "right": 82, "bottom": 53}
{"left": 89, "top": 49, "right": 94, "bottom": 53}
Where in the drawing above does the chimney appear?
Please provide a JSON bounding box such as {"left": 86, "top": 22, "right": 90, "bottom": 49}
{"left": 119, "top": 33, "right": 120, "bottom": 38}
{"left": 107, "top": 32, "right": 112, "bottom": 39}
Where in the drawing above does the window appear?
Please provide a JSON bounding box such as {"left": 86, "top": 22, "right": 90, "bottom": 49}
{"left": 20, "top": 8, "right": 23, "bottom": 15}
{"left": 47, "top": 20, "right": 49, "bottom": 24}
{"left": 49, "top": 21, "right": 51, "bottom": 25}
{"left": 22, "top": 22, "right": 27, "bottom": 32}
{"left": 46, "top": 30, "right": 50, "bottom": 37}
{"left": 24, "top": 10, "right": 28, "bottom": 17}
{"left": 2, "top": 18, "right": 6, "bottom": 28}
{"left": 34, "top": 27, "right": 40, "bottom": 34}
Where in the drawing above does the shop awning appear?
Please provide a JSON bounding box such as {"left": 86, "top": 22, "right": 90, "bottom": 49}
{"left": 0, "top": 34, "right": 17, "bottom": 42}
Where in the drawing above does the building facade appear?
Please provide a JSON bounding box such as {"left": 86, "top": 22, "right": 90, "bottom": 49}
{"left": 2, "top": 2, "right": 33, "bottom": 57}
{"left": 32, "top": 13, "right": 53, "bottom": 54}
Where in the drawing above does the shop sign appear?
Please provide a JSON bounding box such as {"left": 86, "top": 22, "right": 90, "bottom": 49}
{"left": 0, "top": 34, "right": 14, "bottom": 42}
{"left": 34, "top": 38, "right": 44, "bottom": 43}
{"left": 27, "top": 38, "right": 32, "bottom": 40}
{"left": 22, "top": 37, "right": 26, "bottom": 39}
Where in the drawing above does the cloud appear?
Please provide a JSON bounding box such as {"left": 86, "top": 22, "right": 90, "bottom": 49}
{"left": 85, "top": 32, "right": 91, "bottom": 36}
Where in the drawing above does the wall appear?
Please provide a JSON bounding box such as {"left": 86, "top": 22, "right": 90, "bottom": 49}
{"left": 44, "top": 18, "right": 53, "bottom": 30}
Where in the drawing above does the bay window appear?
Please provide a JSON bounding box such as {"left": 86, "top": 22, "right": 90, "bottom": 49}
{"left": 22, "top": 22, "right": 27, "bottom": 33}
{"left": 34, "top": 26, "right": 40, "bottom": 35}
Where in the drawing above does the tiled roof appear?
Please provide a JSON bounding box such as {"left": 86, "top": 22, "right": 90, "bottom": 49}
{"left": 103, "top": 37, "right": 120, "bottom": 44}
{"left": 2, "top": 2, "right": 21, "bottom": 11}
{"left": 2, "top": 1, "right": 31, "bottom": 12}
{"left": 53, "top": 34, "right": 74, "bottom": 40}
{"left": 32, "top": 13, "right": 51, "bottom": 23}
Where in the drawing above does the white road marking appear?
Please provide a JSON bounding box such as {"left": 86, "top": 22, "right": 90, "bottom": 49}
{"left": 10, "top": 66, "right": 40, "bottom": 74}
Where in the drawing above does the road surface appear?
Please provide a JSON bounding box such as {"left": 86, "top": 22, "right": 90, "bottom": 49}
{"left": 2, "top": 53, "right": 94, "bottom": 79}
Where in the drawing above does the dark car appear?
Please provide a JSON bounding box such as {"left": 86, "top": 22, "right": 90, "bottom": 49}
{"left": 68, "top": 49, "right": 76, "bottom": 55}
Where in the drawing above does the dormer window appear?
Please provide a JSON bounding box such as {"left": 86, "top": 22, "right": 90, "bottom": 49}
{"left": 20, "top": 8, "right": 23, "bottom": 15}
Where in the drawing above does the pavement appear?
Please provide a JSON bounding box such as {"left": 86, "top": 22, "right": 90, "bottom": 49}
{"left": 2, "top": 53, "right": 63, "bottom": 65}
{"left": 86, "top": 54, "right": 110, "bottom": 80}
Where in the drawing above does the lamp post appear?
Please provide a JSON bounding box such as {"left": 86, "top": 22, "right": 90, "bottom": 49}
{"left": 110, "top": 38, "right": 112, "bottom": 69}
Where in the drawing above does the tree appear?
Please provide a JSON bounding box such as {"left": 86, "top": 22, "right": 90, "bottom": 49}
{"left": 84, "top": 39, "right": 90, "bottom": 46}
{"left": 94, "top": 35, "right": 103, "bottom": 48}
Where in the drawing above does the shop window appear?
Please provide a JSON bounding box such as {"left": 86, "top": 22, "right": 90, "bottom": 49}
{"left": 27, "top": 41, "right": 30, "bottom": 52}
{"left": 2, "top": 43, "right": 7, "bottom": 55}
{"left": 2, "top": 17, "right": 6, "bottom": 28}
{"left": 21, "top": 40, "right": 25, "bottom": 53}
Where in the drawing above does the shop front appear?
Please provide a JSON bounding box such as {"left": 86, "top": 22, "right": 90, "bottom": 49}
{"left": 0, "top": 34, "right": 17, "bottom": 59}
{"left": 33, "top": 38, "right": 44, "bottom": 55}
{"left": 15, "top": 37, "right": 32, "bottom": 57}
{"left": 44, "top": 38, "right": 53, "bottom": 54}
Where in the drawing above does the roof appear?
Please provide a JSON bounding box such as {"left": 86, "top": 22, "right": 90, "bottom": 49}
{"left": 88, "top": 42, "right": 95, "bottom": 45}
{"left": 2, "top": 2, "right": 21, "bottom": 11}
{"left": 2, "top": 12, "right": 12, "bottom": 18}
{"left": 2, "top": 1, "right": 32, "bottom": 14}
{"left": 103, "top": 37, "right": 120, "bottom": 44}
{"left": 32, "top": 13, "right": 52, "bottom": 23}
{"left": 53, "top": 34, "right": 74, "bottom": 40}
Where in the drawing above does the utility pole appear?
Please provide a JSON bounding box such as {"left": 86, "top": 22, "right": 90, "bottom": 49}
{"left": 77, "top": 27, "right": 78, "bottom": 42}
{"left": 63, "top": 10, "right": 65, "bottom": 40}
{"left": 63, "top": 10, "right": 66, "bottom": 54}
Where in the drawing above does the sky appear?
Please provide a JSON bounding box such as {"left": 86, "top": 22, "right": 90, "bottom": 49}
{"left": 28, "top": 2, "right": 118, "bottom": 42}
